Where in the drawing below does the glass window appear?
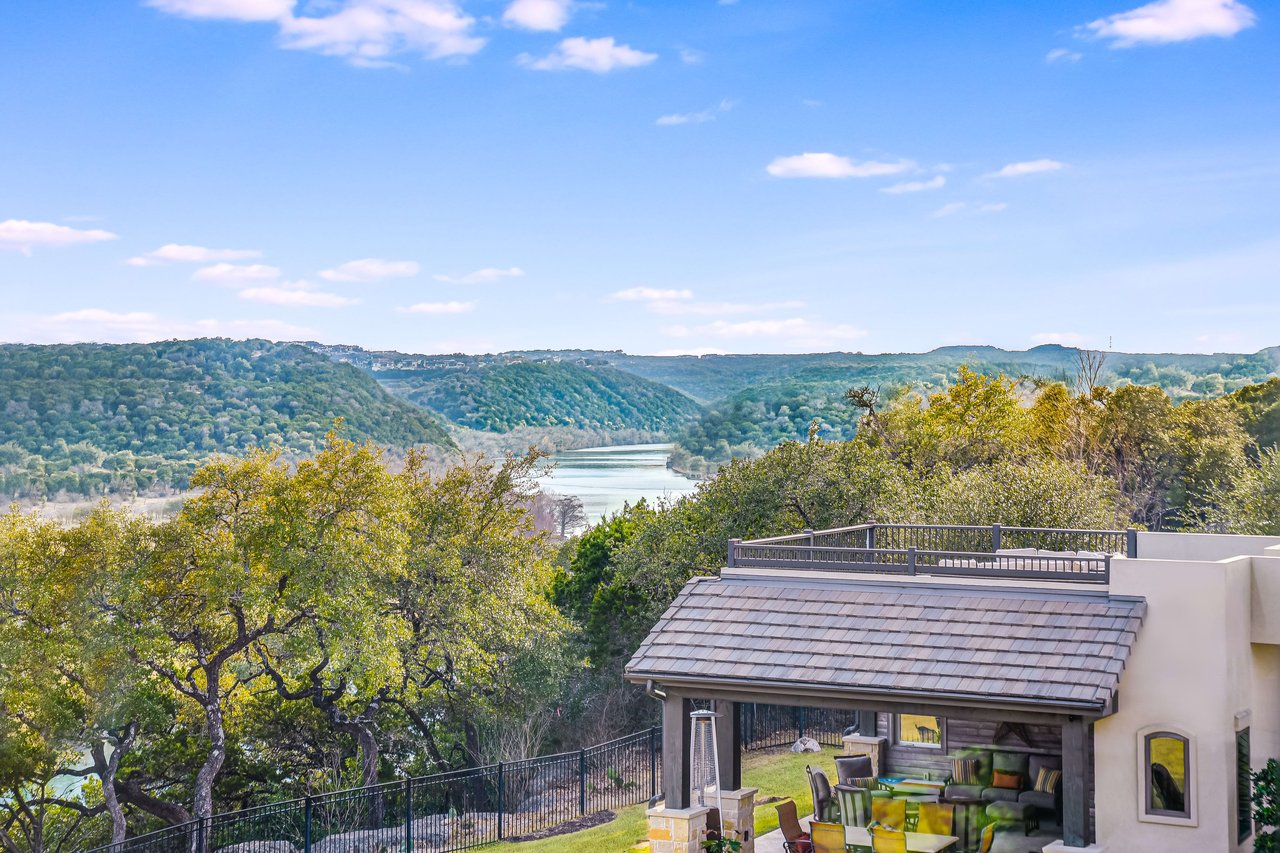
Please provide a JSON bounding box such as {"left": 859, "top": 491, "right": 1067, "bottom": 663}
{"left": 1238, "top": 728, "right": 1252, "bottom": 843}
{"left": 895, "top": 714, "right": 943, "bottom": 749}
{"left": 1145, "top": 732, "right": 1190, "bottom": 819}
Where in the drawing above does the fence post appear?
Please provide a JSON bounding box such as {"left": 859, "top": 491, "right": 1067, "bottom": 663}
{"left": 727, "top": 538, "right": 740, "bottom": 567}
{"left": 907, "top": 546, "right": 917, "bottom": 576}
{"left": 1126, "top": 527, "right": 1138, "bottom": 559}
{"left": 303, "top": 796, "right": 312, "bottom": 853}
{"left": 649, "top": 727, "right": 657, "bottom": 799}
{"left": 496, "top": 762, "right": 504, "bottom": 840}
{"left": 992, "top": 523, "right": 1002, "bottom": 552}
{"left": 804, "top": 528, "right": 814, "bottom": 562}
{"left": 799, "top": 707, "right": 806, "bottom": 741}
{"left": 578, "top": 749, "right": 587, "bottom": 815}
{"left": 404, "top": 779, "right": 413, "bottom": 852}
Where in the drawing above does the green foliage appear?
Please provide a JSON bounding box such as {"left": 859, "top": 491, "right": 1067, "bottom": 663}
{"left": 1230, "top": 378, "right": 1280, "bottom": 452}
{"left": 0, "top": 339, "right": 453, "bottom": 499}
{"left": 376, "top": 358, "right": 702, "bottom": 433}
{"left": 1255, "top": 759, "right": 1280, "bottom": 853}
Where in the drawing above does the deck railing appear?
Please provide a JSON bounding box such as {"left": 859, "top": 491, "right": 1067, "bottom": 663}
{"left": 728, "top": 523, "right": 1137, "bottom": 584}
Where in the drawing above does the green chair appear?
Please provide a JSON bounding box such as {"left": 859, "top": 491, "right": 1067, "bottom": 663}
{"left": 833, "top": 783, "right": 868, "bottom": 826}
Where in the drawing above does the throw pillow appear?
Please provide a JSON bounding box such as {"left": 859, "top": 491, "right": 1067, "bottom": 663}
{"left": 952, "top": 757, "right": 979, "bottom": 785}
{"left": 992, "top": 769, "right": 1021, "bottom": 790}
{"left": 1034, "top": 767, "right": 1062, "bottom": 794}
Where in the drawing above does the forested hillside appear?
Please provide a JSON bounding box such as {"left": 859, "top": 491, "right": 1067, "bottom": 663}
{"left": 0, "top": 339, "right": 453, "bottom": 499}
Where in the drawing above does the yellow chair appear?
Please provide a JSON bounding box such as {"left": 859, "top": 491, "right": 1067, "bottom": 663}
{"left": 809, "top": 820, "right": 846, "bottom": 853}
{"left": 976, "top": 821, "right": 996, "bottom": 853}
{"left": 870, "top": 824, "right": 909, "bottom": 853}
{"left": 916, "top": 801, "right": 954, "bottom": 835}
{"left": 871, "top": 797, "right": 906, "bottom": 829}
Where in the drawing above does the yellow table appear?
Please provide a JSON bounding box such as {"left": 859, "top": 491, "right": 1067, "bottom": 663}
{"left": 844, "top": 825, "right": 959, "bottom": 852}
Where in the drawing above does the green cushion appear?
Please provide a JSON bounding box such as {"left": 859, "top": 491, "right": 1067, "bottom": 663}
{"left": 992, "top": 751, "right": 1030, "bottom": 780}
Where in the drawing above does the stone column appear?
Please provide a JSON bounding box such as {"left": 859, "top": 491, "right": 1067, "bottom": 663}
{"left": 718, "top": 788, "right": 759, "bottom": 853}
{"left": 647, "top": 804, "right": 710, "bottom": 853}
{"left": 841, "top": 734, "right": 888, "bottom": 777}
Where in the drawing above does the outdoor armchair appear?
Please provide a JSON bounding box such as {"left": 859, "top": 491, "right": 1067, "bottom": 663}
{"left": 807, "top": 764, "right": 837, "bottom": 822}
{"left": 832, "top": 783, "right": 868, "bottom": 826}
{"left": 809, "top": 820, "right": 847, "bottom": 853}
{"left": 774, "top": 800, "right": 812, "bottom": 853}
{"left": 916, "top": 801, "right": 954, "bottom": 835}
{"left": 869, "top": 823, "right": 910, "bottom": 853}
{"left": 870, "top": 796, "right": 907, "bottom": 829}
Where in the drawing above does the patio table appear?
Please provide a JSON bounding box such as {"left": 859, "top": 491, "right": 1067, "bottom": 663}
{"left": 844, "top": 825, "right": 959, "bottom": 852}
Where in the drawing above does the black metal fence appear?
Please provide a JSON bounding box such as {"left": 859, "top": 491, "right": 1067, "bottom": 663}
{"left": 86, "top": 729, "right": 662, "bottom": 853}
{"left": 740, "top": 703, "right": 865, "bottom": 751}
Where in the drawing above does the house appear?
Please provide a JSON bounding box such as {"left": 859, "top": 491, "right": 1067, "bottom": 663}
{"left": 625, "top": 523, "right": 1280, "bottom": 853}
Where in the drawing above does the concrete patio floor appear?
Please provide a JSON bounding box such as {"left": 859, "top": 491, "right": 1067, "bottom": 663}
{"left": 753, "top": 814, "right": 1063, "bottom": 853}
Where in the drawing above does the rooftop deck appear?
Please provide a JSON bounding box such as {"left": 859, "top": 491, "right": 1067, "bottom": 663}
{"left": 728, "top": 523, "right": 1138, "bottom": 584}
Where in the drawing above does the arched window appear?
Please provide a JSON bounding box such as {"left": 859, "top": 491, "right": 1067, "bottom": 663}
{"left": 1138, "top": 726, "right": 1196, "bottom": 826}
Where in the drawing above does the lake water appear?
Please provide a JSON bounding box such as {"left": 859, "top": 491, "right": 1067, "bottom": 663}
{"left": 537, "top": 443, "right": 700, "bottom": 526}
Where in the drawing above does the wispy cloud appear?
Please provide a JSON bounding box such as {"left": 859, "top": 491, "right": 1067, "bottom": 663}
{"left": 611, "top": 287, "right": 694, "bottom": 301}
{"left": 21, "top": 308, "right": 314, "bottom": 344}
{"left": 502, "top": 0, "right": 573, "bottom": 31}
{"left": 656, "top": 99, "right": 736, "bottom": 126}
{"left": 882, "top": 175, "right": 946, "bottom": 194}
{"left": 192, "top": 263, "right": 282, "bottom": 283}
{"left": 645, "top": 299, "right": 806, "bottom": 317}
{"left": 127, "top": 243, "right": 261, "bottom": 267}
{"left": 239, "top": 280, "right": 360, "bottom": 307}
{"left": 1046, "top": 47, "right": 1084, "bottom": 63}
{"left": 519, "top": 36, "right": 657, "bottom": 73}
{"left": 150, "top": 0, "right": 486, "bottom": 68}
{"left": 433, "top": 266, "right": 525, "bottom": 284}
{"left": 396, "top": 301, "right": 475, "bottom": 314}
{"left": 678, "top": 47, "right": 705, "bottom": 64}
{"left": 766, "top": 153, "right": 914, "bottom": 179}
{"left": 1082, "top": 0, "right": 1256, "bottom": 47}
{"left": 319, "top": 258, "right": 420, "bottom": 282}
{"left": 931, "top": 201, "right": 1008, "bottom": 218}
{"left": 0, "top": 219, "right": 118, "bottom": 254}
{"left": 984, "top": 159, "right": 1066, "bottom": 178}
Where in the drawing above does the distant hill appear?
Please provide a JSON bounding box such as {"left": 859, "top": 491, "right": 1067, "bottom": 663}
{"left": 305, "top": 346, "right": 702, "bottom": 433}
{"left": 0, "top": 339, "right": 453, "bottom": 499}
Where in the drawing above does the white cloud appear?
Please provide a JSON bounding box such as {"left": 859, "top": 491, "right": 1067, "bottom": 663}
{"left": 192, "top": 263, "right": 282, "bottom": 283}
{"left": 673, "top": 317, "right": 867, "bottom": 352}
{"left": 1046, "top": 47, "right": 1084, "bottom": 63}
{"left": 654, "top": 347, "right": 728, "bottom": 356}
{"left": 127, "top": 243, "right": 261, "bottom": 266}
{"left": 22, "top": 308, "right": 314, "bottom": 344}
{"left": 931, "top": 201, "right": 1008, "bottom": 218}
{"left": 678, "top": 47, "right": 705, "bottom": 64}
{"left": 984, "top": 159, "right": 1066, "bottom": 178}
{"left": 765, "top": 153, "right": 914, "bottom": 179}
{"left": 646, "top": 299, "right": 806, "bottom": 317}
{"left": 502, "top": 0, "right": 572, "bottom": 31}
{"left": 396, "top": 301, "right": 475, "bottom": 314}
{"left": 932, "top": 202, "right": 968, "bottom": 218}
{"left": 882, "top": 175, "right": 946, "bottom": 194}
{"left": 976, "top": 202, "right": 1008, "bottom": 213}
{"left": 239, "top": 280, "right": 360, "bottom": 307}
{"left": 145, "top": 0, "right": 292, "bottom": 21}
{"left": 1032, "top": 331, "right": 1090, "bottom": 346}
{"left": 519, "top": 36, "right": 657, "bottom": 73}
{"left": 319, "top": 258, "right": 420, "bottom": 282}
{"left": 801, "top": 99, "right": 823, "bottom": 108}
{"left": 656, "top": 99, "right": 736, "bottom": 126}
{"left": 432, "top": 266, "right": 525, "bottom": 284}
{"left": 279, "top": 1, "right": 485, "bottom": 66}
{"left": 611, "top": 287, "right": 694, "bottom": 301}
{"left": 1083, "top": 0, "right": 1256, "bottom": 47}
{"left": 0, "top": 220, "right": 118, "bottom": 253}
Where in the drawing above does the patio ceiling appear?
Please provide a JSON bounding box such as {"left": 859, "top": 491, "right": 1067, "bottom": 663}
{"left": 625, "top": 575, "right": 1146, "bottom": 720}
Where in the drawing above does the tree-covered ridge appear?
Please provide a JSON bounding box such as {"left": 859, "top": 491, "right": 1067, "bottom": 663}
{"left": 373, "top": 359, "right": 702, "bottom": 433}
{"left": 0, "top": 339, "right": 453, "bottom": 498}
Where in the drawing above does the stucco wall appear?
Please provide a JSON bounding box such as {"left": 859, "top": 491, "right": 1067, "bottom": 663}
{"left": 1097, "top": 556, "right": 1255, "bottom": 852}
{"left": 1135, "top": 531, "right": 1280, "bottom": 562}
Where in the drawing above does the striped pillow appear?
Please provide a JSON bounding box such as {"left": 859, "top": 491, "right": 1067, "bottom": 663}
{"left": 952, "top": 757, "right": 979, "bottom": 785}
{"left": 1034, "top": 767, "right": 1062, "bottom": 794}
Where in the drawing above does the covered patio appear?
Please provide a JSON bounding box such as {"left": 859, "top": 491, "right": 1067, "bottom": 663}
{"left": 626, "top": 567, "right": 1145, "bottom": 853}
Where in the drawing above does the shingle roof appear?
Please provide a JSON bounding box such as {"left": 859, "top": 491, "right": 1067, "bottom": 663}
{"left": 625, "top": 576, "right": 1146, "bottom": 712}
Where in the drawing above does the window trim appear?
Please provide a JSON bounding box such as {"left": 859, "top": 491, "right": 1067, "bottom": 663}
{"left": 892, "top": 714, "right": 946, "bottom": 751}
{"left": 1136, "top": 724, "right": 1197, "bottom": 827}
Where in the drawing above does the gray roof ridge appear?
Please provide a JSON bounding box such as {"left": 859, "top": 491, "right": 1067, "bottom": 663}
{"left": 708, "top": 573, "right": 1143, "bottom": 606}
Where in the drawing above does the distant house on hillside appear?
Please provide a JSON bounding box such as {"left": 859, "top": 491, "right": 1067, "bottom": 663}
{"left": 629, "top": 523, "right": 1280, "bottom": 853}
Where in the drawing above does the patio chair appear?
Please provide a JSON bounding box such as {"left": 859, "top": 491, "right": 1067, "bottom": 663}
{"left": 976, "top": 821, "right": 996, "bottom": 853}
{"left": 774, "top": 800, "right": 812, "bottom": 853}
{"left": 835, "top": 754, "right": 892, "bottom": 801}
{"left": 871, "top": 796, "right": 906, "bottom": 829}
{"left": 809, "top": 820, "right": 847, "bottom": 853}
{"left": 833, "top": 783, "right": 868, "bottom": 826}
{"left": 807, "top": 764, "right": 837, "bottom": 822}
{"left": 869, "top": 823, "right": 909, "bottom": 853}
{"left": 916, "top": 801, "right": 954, "bottom": 835}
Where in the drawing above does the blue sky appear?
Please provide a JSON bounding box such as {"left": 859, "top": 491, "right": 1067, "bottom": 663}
{"left": 1, "top": 0, "right": 1276, "bottom": 355}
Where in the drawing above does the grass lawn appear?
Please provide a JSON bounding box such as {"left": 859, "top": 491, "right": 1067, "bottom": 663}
{"left": 499, "top": 746, "right": 833, "bottom": 853}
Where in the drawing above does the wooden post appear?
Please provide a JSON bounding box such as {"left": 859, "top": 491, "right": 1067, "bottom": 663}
{"left": 1062, "top": 716, "right": 1090, "bottom": 847}
{"left": 663, "top": 694, "right": 694, "bottom": 808}
{"left": 713, "top": 699, "right": 742, "bottom": 791}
